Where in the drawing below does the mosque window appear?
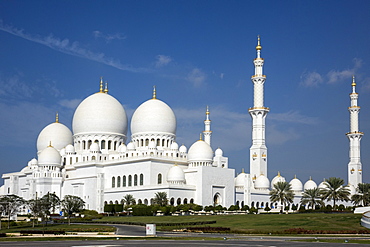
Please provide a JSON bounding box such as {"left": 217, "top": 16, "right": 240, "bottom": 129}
{"left": 117, "top": 176, "right": 121, "bottom": 187}
{"left": 108, "top": 141, "right": 112, "bottom": 150}
{"left": 241, "top": 201, "right": 244, "bottom": 208}
{"left": 190, "top": 198, "right": 194, "bottom": 204}
{"left": 88, "top": 140, "right": 92, "bottom": 149}
{"left": 128, "top": 175, "right": 132, "bottom": 186}
{"left": 112, "top": 177, "right": 115, "bottom": 188}
{"left": 256, "top": 202, "right": 259, "bottom": 208}
{"left": 162, "top": 139, "right": 165, "bottom": 146}
{"left": 144, "top": 199, "right": 148, "bottom": 205}
{"left": 114, "top": 141, "right": 117, "bottom": 150}
{"left": 157, "top": 174, "right": 162, "bottom": 184}
{"left": 134, "top": 174, "right": 138, "bottom": 186}
{"left": 140, "top": 139, "right": 143, "bottom": 147}
{"left": 145, "top": 139, "right": 149, "bottom": 146}
{"left": 123, "top": 175, "right": 127, "bottom": 187}
{"left": 251, "top": 201, "right": 255, "bottom": 208}
{"left": 140, "top": 174, "right": 144, "bottom": 185}
{"left": 101, "top": 140, "right": 106, "bottom": 149}
{"left": 157, "top": 139, "right": 160, "bottom": 146}
{"left": 183, "top": 198, "right": 188, "bottom": 204}
{"left": 76, "top": 157, "right": 78, "bottom": 162}
{"left": 115, "top": 200, "right": 118, "bottom": 204}
{"left": 170, "top": 198, "right": 174, "bottom": 205}
{"left": 92, "top": 156, "right": 96, "bottom": 160}
{"left": 138, "top": 199, "right": 142, "bottom": 204}
{"left": 83, "top": 141, "right": 86, "bottom": 149}
{"left": 177, "top": 198, "right": 181, "bottom": 205}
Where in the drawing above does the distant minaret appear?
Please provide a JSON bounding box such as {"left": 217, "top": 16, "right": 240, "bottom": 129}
{"left": 203, "top": 106, "right": 212, "bottom": 146}
{"left": 347, "top": 76, "right": 363, "bottom": 186}
{"left": 249, "top": 36, "right": 269, "bottom": 179}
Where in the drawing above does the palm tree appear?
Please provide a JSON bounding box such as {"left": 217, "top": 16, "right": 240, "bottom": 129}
{"left": 122, "top": 194, "right": 136, "bottom": 208}
{"left": 153, "top": 192, "right": 168, "bottom": 206}
{"left": 351, "top": 183, "right": 370, "bottom": 206}
{"left": 269, "top": 181, "right": 294, "bottom": 213}
{"left": 321, "top": 177, "right": 350, "bottom": 209}
{"left": 300, "top": 188, "right": 325, "bottom": 209}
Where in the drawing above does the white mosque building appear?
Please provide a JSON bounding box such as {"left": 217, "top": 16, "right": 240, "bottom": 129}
{"left": 0, "top": 37, "right": 363, "bottom": 212}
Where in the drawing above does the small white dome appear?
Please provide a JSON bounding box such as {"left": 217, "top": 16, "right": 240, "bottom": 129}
{"left": 188, "top": 140, "right": 213, "bottom": 162}
{"left": 170, "top": 142, "right": 179, "bottom": 150}
{"left": 28, "top": 158, "right": 38, "bottom": 166}
{"left": 90, "top": 143, "right": 100, "bottom": 152}
{"left": 215, "top": 148, "right": 223, "bottom": 156}
{"left": 131, "top": 98, "right": 176, "bottom": 136}
{"left": 167, "top": 165, "right": 185, "bottom": 183}
{"left": 304, "top": 178, "right": 317, "bottom": 190}
{"left": 290, "top": 176, "right": 303, "bottom": 192}
{"left": 127, "top": 142, "right": 135, "bottom": 151}
{"left": 72, "top": 92, "right": 128, "bottom": 136}
{"left": 38, "top": 145, "right": 61, "bottom": 166}
{"left": 318, "top": 180, "right": 327, "bottom": 189}
{"left": 37, "top": 122, "right": 72, "bottom": 153}
{"left": 235, "top": 172, "right": 247, "bottom": 187}
{"left": 271, "top": 172, "right": 286, "bottom": 188}
{"left": 60, "top": 148, "right": 66, "bottom": 156}
{"left": 65, "top": 144, "right": 75, "bottom": 154}
{"left": 179, "top": 144, "right": 187, "bottom": 153}
{"left": 255, "top": 174, "right": 270, "bottom": 190}
{"left": 118, "top": 143, "right": 127, "bottom": 153}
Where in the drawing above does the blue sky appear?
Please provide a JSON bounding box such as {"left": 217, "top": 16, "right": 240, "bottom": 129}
{"left": 0, "top": 0, "right": 370, "bottom": 185}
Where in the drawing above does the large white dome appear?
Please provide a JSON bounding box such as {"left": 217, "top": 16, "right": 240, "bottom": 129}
{"left": 304, "top": 178, "right": 317, "bottom": 190}
{"left": 255, "top": 174, "right": 270, "bottom": 190}
{"left": 271, "top": 172, "right": 286, "bottom": 188}
{"left": 72, "top": 92, "right": 128, "bottom": 136}
{"left": 37, "top": 121, "right": 73, "bottom": 153}
{"left": 131, "top": 98, "right": 176, "bottom": 136}
{"left": 289, "top": 176, "right": 303, "bottom": 192}
{"left": 188, "top": 140, "right": 213, "bottom": 162}
{"left": 38, "top": 145, "right": 61, "bottom": 166}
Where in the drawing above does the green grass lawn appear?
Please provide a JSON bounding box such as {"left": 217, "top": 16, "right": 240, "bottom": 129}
{"left": 97, "top": 213, "right": 365, "bottom": 234}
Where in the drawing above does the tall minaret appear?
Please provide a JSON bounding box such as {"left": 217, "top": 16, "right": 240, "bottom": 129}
{"left": 203, "top": 106, "right": 212, "bottom": 146}
{"left": 249, "top": 36, "right": 269, "bottom": 179}
{"left": 346, "top": 76, "right": 363, "bottom": 186}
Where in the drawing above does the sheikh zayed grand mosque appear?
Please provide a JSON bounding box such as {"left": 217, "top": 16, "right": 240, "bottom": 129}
{"left": 0, "top": 37, "right": 364, "bottom": 212}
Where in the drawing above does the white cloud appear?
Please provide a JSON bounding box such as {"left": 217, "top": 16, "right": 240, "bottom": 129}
{"left": 301, "top": 58, "right": 363, "bottom": 87}
{"left": 327, "top": 58, "right": 362, "bottom": 84}
{"left": 59, "top": 99, "right": 82, "bottom": 109}
{"left": 155, "top": 55, "right": 172, "bottom": 68}
{"left": 187, "top": 68, "right": 207, "bottom": 87}
{"left": 0, "top": 21, "right": 149, "bottom": 73}
{"left": 93, "top": 30, "right": 126, "bottom": 42}
{"left": 300, "top": 71, "right": 323, "bottom": 87}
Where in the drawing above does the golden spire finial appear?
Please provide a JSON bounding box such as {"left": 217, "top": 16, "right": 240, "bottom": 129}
{"left": 242, "top": 168, "right": 245, "bottom": 173}
{"left": 48, "top": 141, "right": 52, "bottom": 147}
{"left": 199, "top": 133, "right": 203, "bottom": 140}
{"left": 352, "top": 75, "right": 356, "bottom": 87}
{"left": 309, "top": 176, "right": 312, "bottom": 180}
{"left": 153, "top": 85, "right": 157, "bottom": 99}
{"left": 277, "top": 171, "right": 280, "bottom": 177}
{"left": 294, "top": 174, "right": 297, "bottom": 179}
{"left": 104, "top": 82, "right": 109, "bottom": 94}
{"left": 99, "top": 77, "right": 104, "bottom": 93}
{"left": 256, "top": 35, "right": 262, "bottom": 50}
{"left": 55, "top": 112, "right": 59, "bottom": 123}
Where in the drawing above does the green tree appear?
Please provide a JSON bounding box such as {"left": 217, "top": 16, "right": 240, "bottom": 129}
{"left": 153, "top": 192, "right": 168, "bottom": 206}
{"left": 351, "top": 183, "right": 370, "bottom": 206}
{"left": 269, "top": 181, "right": 294, "bottom": 213}
{"left": 0, "top": 195, "right": 25, "bottom": 229}
{"left": 321, "top": 177, "right": 350, "bottom": 209}
{"left": 41, "top": 192, "right": 60, "bottom": 214}
{"left": 61, "top": 195, "right": 85, "bottom": 225}
{"left": 300, "top": 188, "right": 325, "bottom": 210}
{"left": 122, "top": 194, "right": 136, "bottom": 208}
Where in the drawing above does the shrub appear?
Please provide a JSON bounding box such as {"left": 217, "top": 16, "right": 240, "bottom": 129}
{"left": 132, "top": 204, "right": 153, "bottom": 216}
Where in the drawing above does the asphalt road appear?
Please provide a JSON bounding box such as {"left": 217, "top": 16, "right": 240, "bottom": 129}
{"left": 0, "top": 239, "right": 368, "bottom": 247}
